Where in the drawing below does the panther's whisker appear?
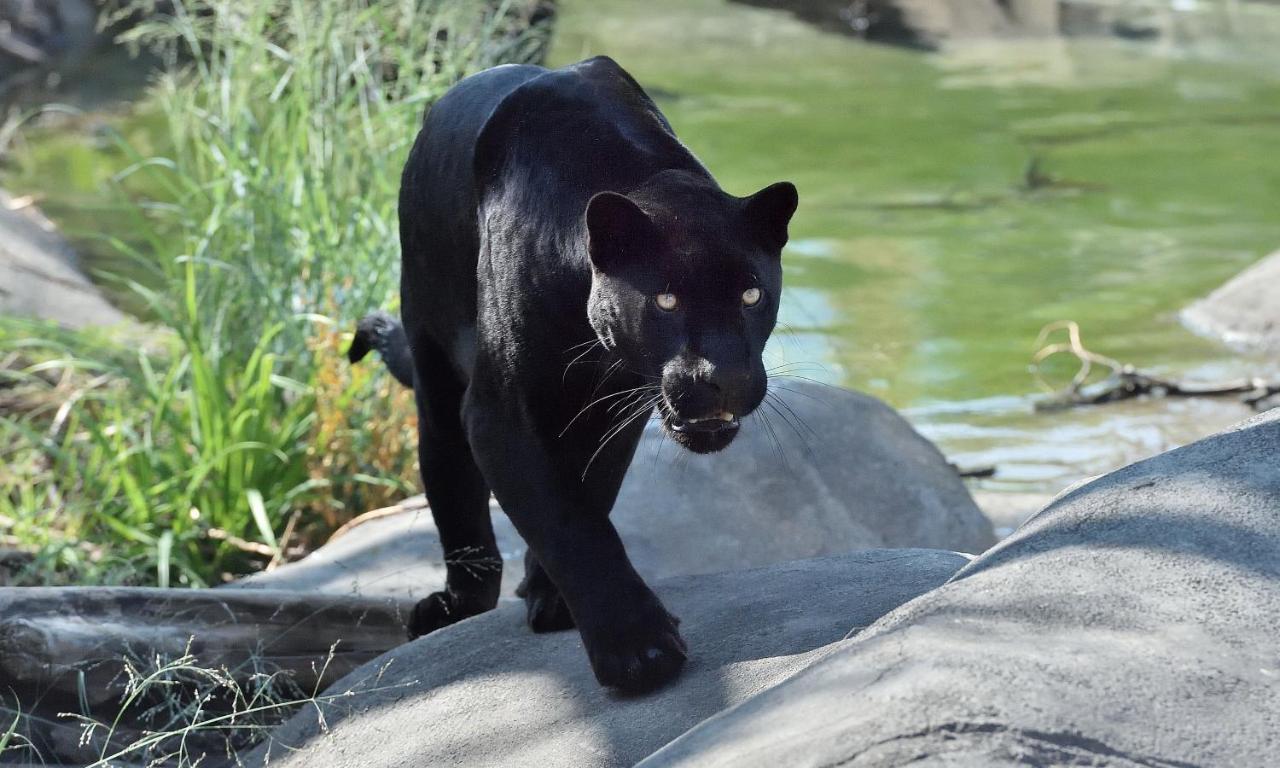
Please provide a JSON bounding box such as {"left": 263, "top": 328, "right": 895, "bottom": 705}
{"left": 564, "top": 337, "right": 604, "bottom": 354}
{"left": 763, "top": 393, "right": 815, "bottom": 459}
{"left": 581, "top": 394, "right": 661, "bottom": 480}
{"left": 650, "top": 408, "right": 671, "bottom": 472}
{"left": 585, "top": 399, "right": 659, "bottom": 479}
{"left": 588, "top": 358, "right": 625, "bottom": 401}
{"left": 765, "top": 362, "right": 831, "bottom": 379}
{"left": 753, "top": 405, "right": 789, "bottom": 471}
{"left": 768, "top": 372, "right": 837, "bottom": 389}
{"left": 599, "top": 392, "right": 661, "bottom": 443}
{"left": 562, "top": 338, "right": 606, "bottom": 382}
{"left": 560, "top": 384, "right": 659, "bottom": 437}
{"left": 768, "top": 389, "right": 817, "bottom": 437}
{"left": 766, "top": 382, "right": 828, "bottom": 403}
{"left": 607, "top": 385, "right": 660, "bottom": 415}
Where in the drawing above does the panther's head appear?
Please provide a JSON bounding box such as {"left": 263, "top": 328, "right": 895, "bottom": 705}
{"left": 584, "top": 170, "right": 798, "bottom": 454}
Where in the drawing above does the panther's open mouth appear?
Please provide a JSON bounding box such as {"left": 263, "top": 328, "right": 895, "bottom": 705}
{"left": 659, "top": 401, "right": 741, "bottom": 454}
{"left": 669, "top": 411, "right": 740, "bottom": 434}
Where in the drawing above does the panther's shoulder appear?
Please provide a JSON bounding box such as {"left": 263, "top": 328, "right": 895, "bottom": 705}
{"left": 473, "top": 57, "right": 693, "bottom": 189}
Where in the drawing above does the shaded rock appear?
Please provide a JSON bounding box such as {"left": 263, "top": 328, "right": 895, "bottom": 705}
{"left": 0, "top": 547, "right": 35, "bottom": 585}
{"left": 0, "top": 0, "right": 96, "bottom": 90}
{"left": 0, "top": 190, "right": 126, "bottom": 329}
{"left": 233, "top": 381, "right": 993, "bottom": 598}
{"left": 248, "top": 549, "right": 971, "bottom": 768}
{"left": 613, "top": 382, "right": 994, "bottom": 560}
{"left": 730, "top": 0, "right": 1056, "bottom": 48}
{"left": 729, "top": 0, "right": 1280, "bottom": 51}
{"left": 642, "top": 409, "right": 1280, "bottom": 767}
{"left": 1182, "top": 249, "right": 1280, "bottom": 353}
{"left": 0, "top": 587, "right": 412, "bottom": 765}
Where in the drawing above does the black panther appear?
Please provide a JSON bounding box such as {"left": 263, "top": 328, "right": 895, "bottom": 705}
{"left": 349, "top": 56, "right": 797, "bottom": 692}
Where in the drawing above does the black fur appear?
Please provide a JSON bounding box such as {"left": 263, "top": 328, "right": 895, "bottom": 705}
{"left": 355, "top": 57, "right": 797, "bottom": 692}
{"left": 348, "top": 311, "right": 414, "bottom": 388}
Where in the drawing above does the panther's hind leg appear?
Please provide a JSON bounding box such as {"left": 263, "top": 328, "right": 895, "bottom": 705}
{"left": 406, "top": 338, "right": 502, "bottom": 639}
{"left": 515, "top": 549, "right": 575, "bottom": 632}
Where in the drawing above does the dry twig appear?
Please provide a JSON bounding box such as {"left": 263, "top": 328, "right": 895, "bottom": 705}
{"left": 1031, "top": 321, "right": 1280, "bottom": 412}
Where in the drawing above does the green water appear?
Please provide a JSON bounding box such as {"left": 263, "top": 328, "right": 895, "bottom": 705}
{"left": 549, "top": 0, "right": 1280, "bottom": 494}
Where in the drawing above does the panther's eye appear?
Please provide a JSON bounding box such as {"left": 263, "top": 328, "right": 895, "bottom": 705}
{"left": 742, "top": 287, "right": 762, "bottom": 307}
{"left": 655, "top": 292, "right": 679, "bottom": 311}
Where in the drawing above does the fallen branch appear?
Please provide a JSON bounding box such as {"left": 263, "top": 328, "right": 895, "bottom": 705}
{"left": 205, "top": 527, "right": 276, "bottom": 559}
{"left": 1031, "top": 321, "right": 1280, "bottom": 412}
{"left": 950, "top": 463, "right": 996, "bottom": 479}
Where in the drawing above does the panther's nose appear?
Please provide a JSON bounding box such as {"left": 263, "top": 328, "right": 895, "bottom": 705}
{"left": 664, "top": 378, "right": 724, "bottom": 422}
{"left": 704, "top": 364, "right": 752, "bottom": 397}
{"left": 663, "top": 352, "right": 755, "bottom": 420}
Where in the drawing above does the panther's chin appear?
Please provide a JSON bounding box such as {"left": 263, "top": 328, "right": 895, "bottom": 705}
{"left": 659, "top": 403, "right": 741, "bottom": 454}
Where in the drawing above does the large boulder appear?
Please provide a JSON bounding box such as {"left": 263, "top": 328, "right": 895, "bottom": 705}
{"left": 1182, "top": 249, "right": 1280, "bottom": 352}
{"left": 642, "top": 409, "right": 1280, "bottom": 767}
{"left": 233, "top": 381, "right": 993, "bottom": 599}
{"left": 247, "top": 549, "right": 970, "bottom": 768}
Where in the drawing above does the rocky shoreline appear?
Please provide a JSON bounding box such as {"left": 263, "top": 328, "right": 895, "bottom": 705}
{"left": 729, "top": 0, "right": 1280, "bottom": 50}
{"left": 1182, "top": 248, "right": 1280, "bottom": 354}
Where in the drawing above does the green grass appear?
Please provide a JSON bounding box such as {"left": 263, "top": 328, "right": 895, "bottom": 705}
{"left": 0, "top": 0, "right": 550, "bottom": 586}
{"left": 0, "top": 643, "right": 414, "bottom": 766}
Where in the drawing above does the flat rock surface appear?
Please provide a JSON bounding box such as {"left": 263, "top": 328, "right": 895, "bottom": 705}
{"left": 642, "top": 409, "right": 1280, "bottom": 767}
{"left": 1182, "top": 249, "right": 1280, "bottom": 352}
{"left": 233, "top": 382, "right": 993, "bottom": 599}
{"left": 249, "top": 549, "right": 971, "bottom": 768}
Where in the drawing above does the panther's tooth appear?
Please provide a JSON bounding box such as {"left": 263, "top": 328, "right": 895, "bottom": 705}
{"left": 720, "top": 411, "right": 734, "bottom": 421}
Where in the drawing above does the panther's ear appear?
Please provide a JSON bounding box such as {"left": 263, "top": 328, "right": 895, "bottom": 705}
{"left": 586, "top": 191, "right": 658, "bottom": 273}
{"left": 744, "top": 181, "right": 798, "bottom": 252}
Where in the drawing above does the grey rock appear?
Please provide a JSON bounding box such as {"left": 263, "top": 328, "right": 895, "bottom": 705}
{"left": 248, "top": 549, "right": 971, "bottom": 768}
{"left": 729, "top": 0, "right": 1277, "bottom": 50}
{"left": 613, "top": 382, "right": 994, "bottom": 561}
{"left": 1183, "top": 249, "right": 1280, "bottom": 352}
{"left": 0, "top": 190, "right": 125, "bottom": 329}
{"left": 642, "top": 409, "right": 1280, "bottom": 768}
{"left": 228, "top": 497, "right": 527, "bottom": 598}
{"left": 730, "top": 0, "right": 1057, "bottom": 48}
{"left": 233, "top": 381, "right": 993, "bottom": 598}
{"left": 0, "top": 0, "right": 96, "bottom": 75}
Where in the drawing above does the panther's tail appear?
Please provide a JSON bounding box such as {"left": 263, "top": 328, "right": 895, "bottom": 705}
{"left": 348, "top": 311, "right": 415, "bottom": 388}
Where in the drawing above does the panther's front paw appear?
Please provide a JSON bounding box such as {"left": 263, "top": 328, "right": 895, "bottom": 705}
{"left": 582, "top": 599, "right": 687, "bottom": 693}
{"left": 407, "top": 590, "right": 493, "bottom": 639}
{"left": 517, "top": 558, "right": 575, "bottom": 633}
{"left": 524, "top": 581, "right": 575, "bottom": 633}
